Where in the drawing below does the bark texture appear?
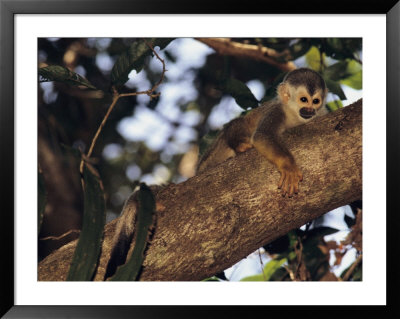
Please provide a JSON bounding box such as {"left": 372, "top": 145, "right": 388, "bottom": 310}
{"left": 38, "top": 99, "right": 362, "bottom": 281}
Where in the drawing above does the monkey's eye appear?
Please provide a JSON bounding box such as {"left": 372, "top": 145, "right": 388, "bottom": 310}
{"left": 312, "top": 98, "right": 320, "bottom": 104}
{"left": 300, "top": 97, "right": 308, "bottom": 103}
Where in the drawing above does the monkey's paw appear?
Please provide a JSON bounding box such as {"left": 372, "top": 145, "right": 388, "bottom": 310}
{"left": 278, "top": 166, "right": 303, "bottom": 197}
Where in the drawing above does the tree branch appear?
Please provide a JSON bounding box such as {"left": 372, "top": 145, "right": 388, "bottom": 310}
{"left": 38, "top": 99, "right": 362, "bottom": 281}
{"left": 196, "top": 38, "right": 297, "bottom": 72}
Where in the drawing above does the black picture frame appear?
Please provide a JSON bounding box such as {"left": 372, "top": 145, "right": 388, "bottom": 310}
{"left": 1, "top": 0, "right": 399, "bottom": 317}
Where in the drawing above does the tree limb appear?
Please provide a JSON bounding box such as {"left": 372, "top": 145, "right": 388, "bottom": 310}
{"left": 38, "top": 99, "right": 362, "bottom": 281}
{"left": 196, "top": 38, "right": 297, "bottom": 72}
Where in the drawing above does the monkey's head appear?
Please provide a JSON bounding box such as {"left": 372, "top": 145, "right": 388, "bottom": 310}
{"left": 277, "top": 68, "right": 328, "bottom": 122}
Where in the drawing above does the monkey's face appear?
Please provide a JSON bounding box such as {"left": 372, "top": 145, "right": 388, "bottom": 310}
{"left": 286, "top": 86, "right": 326, "bottom": 122}
{"left": 278, "top": 81, "right": 327, "bottom": 126}
{"left": 296, "top": 87, "right": 325, "bottom": 118}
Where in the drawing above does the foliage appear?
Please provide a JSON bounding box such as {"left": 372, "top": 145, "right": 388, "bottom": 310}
{"left": 38, "top": 37, "right": 362, "bottom": 281}
{"left": 218, "top": 77, "right": 259, "bottom": 110}
{"left": 39, "top": 65, "right": 97, "bottom": 89}
{"left": 67, "top": 164, "right": 106, "bottom": 281}
{"left": 235, "top": 209, "right": 362, "bottom": 282}
{"left": 111, "top": 38, "right": 174, "bottom": 87}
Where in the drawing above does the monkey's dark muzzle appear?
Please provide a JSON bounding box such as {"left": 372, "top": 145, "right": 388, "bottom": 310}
{"left": 299, "top": 107, "right": 316, "bottom": 119}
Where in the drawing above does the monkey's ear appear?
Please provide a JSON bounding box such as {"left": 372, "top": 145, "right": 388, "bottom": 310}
{"left": 277, "top": 83, "right": 290, "bottom": 104}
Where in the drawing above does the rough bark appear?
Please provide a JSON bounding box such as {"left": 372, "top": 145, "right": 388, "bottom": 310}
{"left": 38, "top": 99, "right": 362, "bottom": 281}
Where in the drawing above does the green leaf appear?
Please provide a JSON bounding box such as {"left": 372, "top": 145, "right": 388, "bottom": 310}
{"left": 324, "top": 60, "right": 362, "bottom": 90}
{"left": 240, "top": 273, "right": 265, "bottom": 281}
{"left": 218, "top": 78, "right": 259, "bottom": 110}
{"left": 340, "top": 70, "right": 362, "bottom": 90}
{"left": 241, "top": 258, "right": 287, "bottom": 281}
{"left": 326, "top": 100, "right": 343, "bottom": 112}
{"left": 268, "top": 267, "right": 290, "bottom": 281}
{"left": 324, "top": 78, "right": 347, "bottom": 100}
{"left": 288, "top": 40, "right": 312, "bottom": 61}
{"left": 202, "top": 276, "right": 221, "bottom": 281}
{"left": 263, "top": 258, "right": 287, "bottom": 280}
{"left": 323, "top": 61, "right": 350, "bottom": 81}
{"left": 344, "top": 59, "right": 362, "bottom": 74}
{"left": 38, "top": 171, "right": 46, "bottom": 235}
{"left": 67, "top": 165, "right": 106, "bottom": 281}
{"left": 39, "top": 65, "right": 97, "bottom": 90}
{"left": 111, "top": 183, "right": 155, "bottom": 281}
{"left": 110, "top": 38, "right": 174, "bottom": 87}
{"left": 305, "top": 46, "right": 325, "bottom": 72}
{"left": 344, "top": 214, "right": 356, "bottom": 228}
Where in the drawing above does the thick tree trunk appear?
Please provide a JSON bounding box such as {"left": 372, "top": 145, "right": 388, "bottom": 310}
{"left": 38, "top": 99, "right": 362, "bottom": 281}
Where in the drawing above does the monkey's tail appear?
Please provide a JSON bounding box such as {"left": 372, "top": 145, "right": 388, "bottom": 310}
{"left": 104, "top": 195, "right": 138, "bottom": 280}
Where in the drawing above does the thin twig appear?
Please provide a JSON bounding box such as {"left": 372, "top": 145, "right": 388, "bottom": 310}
{"left": 79, "top": 93, "right": 119, "bottom": 187}
{"left": 342, "top": 254, "right": 362, "bottom": 281}
{"left": 40, "top": 229, "right": 80, "bottom": 241}
{"left": 257, "top": 249, "right": 267, "bottom": 281}
{"left": 118, "top": 40, "right": 166, "bottom": 99}
{"left": 284, "top": 265, "right": 296, "bottom": 281}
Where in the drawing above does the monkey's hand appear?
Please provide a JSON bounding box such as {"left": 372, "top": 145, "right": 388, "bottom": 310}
{"left": 277, "top": 163, "right": 303, "bottom": 197}
{"left": 252, "top": 132, "right": 303, "bottom": 197}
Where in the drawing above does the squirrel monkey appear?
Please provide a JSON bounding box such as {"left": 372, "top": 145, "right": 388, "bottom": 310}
{"left": 197, "top": 68, "right": 328, "bottom": 197}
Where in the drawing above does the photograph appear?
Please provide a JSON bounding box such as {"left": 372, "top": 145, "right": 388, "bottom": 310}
{"left": 37, "top": 37, "right": 363, "bottom": 283}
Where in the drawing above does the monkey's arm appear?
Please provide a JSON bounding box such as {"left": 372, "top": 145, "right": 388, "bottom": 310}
{"left": 252, "top": 107, "right": 303, "bottom": 196}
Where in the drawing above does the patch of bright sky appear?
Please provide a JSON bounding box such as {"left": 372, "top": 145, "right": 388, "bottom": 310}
{"left": 156, "top": 81, "right": 199, "bottom": 122}
{"left": 74, "top": 65, "right": 86, "bottom": 78}
{"left": 126, "top": 164, "right": 142, "bottom": 181}
{"left": 140, "top": 164, "right": 171, "bottom": 185}
{"left": 207, "top": 96, "right": 242, "bottom": 129}
{"left": 125, "top": 69, "right": 151, "bottom": 91}
{"left": 102, "top": 143, "right": 123, "bottom": 160}
{"left": 173, "top": 125, "right": 198, "bottom": 144}
{"left": 96, "top": 52, "right": 114, "bottom": 72}
{"left": 152, "top": 38, "right": 214, "bottom": 81}
{"left": 323, "top": 206, "right": 359, "bottom": 277}
{"left": 118, "top": 105, "right": 173, "bottom": 151}
{"left": 40, "top": 82, "right": 58, "bottom": 104}
{"left": 96, "top": 38, "right": 112, "bottom": 51}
